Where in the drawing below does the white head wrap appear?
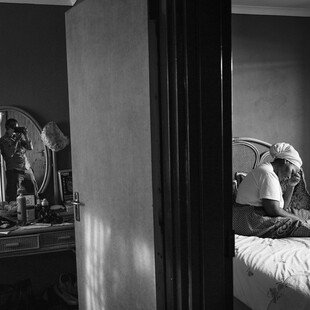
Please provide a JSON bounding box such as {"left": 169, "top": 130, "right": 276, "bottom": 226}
{"left": 269, "top": 142, "right": 302, "bottom": 169}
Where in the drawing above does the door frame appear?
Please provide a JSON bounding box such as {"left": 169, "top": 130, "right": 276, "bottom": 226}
{"left": 151, "top": 0, "right": 233, "bottom": 308}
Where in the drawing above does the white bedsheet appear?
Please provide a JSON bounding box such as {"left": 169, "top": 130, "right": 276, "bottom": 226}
{"left": 234, "top": 234, "right": 310, "bottom": 310}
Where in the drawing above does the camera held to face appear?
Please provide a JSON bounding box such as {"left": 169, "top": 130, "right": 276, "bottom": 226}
{"left": 14, "top": 127, "right": 26, "bottom": 134}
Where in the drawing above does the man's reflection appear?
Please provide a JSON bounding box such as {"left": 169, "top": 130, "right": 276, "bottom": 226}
{"left": 0, "top": 118, "right": 38, "bottom": 202}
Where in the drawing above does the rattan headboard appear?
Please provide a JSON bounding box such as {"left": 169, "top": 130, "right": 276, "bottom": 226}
{"left": 232, "top": 137, "right": 272, "bottom": 178}
{"left": 232, "top": 138, "right": 272, "bottom": 199}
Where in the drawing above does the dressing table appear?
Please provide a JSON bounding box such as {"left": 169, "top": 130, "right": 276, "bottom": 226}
{"left": 0, "top": 222, "right": 75, "bottom": 258}
{"left": 0, "top": 106, "right": 75, "bottom": 259}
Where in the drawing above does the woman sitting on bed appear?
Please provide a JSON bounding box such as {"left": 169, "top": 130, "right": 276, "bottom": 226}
{"left": 233, "top": 142, "right": 310, "bottom": 238}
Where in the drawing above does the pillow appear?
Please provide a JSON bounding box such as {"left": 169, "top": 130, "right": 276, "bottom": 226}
{"left": 235, "top": 172, "right": 247, "bottom": 187}
{"left": 232, "top": 172, "right": 247, "bottom": 202}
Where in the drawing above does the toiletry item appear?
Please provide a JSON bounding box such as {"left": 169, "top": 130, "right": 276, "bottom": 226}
{"left": 17, "top": 192, "right": 26, "bottom": 225}
{"left": 26, "top": 205, "right": 35, "bottom": 223}
{"left": 38, "top": 198, "right": 49, "bottom": 222}
{"left": 35, "top": 198, "right": 41, "bottom": 219}
{"left": 41, "top": 198, "right": 49, "bottom": 208}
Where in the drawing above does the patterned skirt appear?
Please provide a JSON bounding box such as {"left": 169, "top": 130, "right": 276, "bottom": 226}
{"left": 233, "top": 204, "right": 310, "bottom": 238}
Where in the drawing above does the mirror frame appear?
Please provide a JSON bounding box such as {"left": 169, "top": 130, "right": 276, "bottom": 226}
{"left": 0, "top": 106, "right": 51, "bottom": 194}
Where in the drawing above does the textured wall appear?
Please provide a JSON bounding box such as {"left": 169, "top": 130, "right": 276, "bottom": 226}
{"left": 0, "top": 3, "right": 71, "bottom": 201}
{"left": 66, "top": 0, "right": 156, "bottom": 309}
{"left": 232, "top": 14, "right": 310, "bottom": 183}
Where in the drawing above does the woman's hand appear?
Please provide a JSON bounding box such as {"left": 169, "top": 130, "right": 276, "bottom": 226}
{"left": 262, "top": 198, "right": 303, "bottom": 222}
{"left": 288, "top": 172, "right": 301, "bottom": 187}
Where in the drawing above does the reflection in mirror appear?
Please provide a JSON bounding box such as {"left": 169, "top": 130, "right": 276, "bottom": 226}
{"left": 0, "top": 106, "right": 51, "bottom": 202}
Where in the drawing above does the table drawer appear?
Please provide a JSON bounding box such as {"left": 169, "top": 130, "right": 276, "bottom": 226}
{"left": 0, "top": 235, "right": 39, "bottom": 253}
{"left": 40, "top": 230, "right": 75, "bottom": 247}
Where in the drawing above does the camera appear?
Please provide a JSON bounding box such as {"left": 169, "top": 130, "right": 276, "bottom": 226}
{"left": 14, "top": 127, "right": 26, "bottom": 134}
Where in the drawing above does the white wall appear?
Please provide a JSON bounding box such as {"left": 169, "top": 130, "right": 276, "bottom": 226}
{"left": 233, "top": 14, "right": 310, "bottom": 184}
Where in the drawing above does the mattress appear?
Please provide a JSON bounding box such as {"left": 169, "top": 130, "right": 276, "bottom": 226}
{"left": 234, "top": 234, "right": 310, "bottom": 310}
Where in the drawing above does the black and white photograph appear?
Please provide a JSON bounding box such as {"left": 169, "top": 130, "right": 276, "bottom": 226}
{"left": 0, "top": 0, "right": 310, "bottom": 309}
{"left": 232, "top": 1, "right": 310, "bottom": 310}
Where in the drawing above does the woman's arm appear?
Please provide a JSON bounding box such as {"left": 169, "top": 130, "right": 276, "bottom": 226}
{"left": 283, "top": 185, "right": 295, "bottom": 210}
{"left": 283, "top": 172, "right": 301, "bottom": 210}
{"left": 262, "top": 198, "right": 302, "bottom": 221}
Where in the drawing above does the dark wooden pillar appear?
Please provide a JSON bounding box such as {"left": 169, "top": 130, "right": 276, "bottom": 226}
{"left": 151, "top": 0, "right": 233, "bottom": 308}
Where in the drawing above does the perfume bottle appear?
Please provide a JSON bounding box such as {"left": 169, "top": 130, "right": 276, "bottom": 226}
{"left": 17, "top": 191, "right": 26, "bottom": 225}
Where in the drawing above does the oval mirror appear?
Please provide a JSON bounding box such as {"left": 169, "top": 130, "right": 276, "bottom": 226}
{"left": 0, "top": 106, "right": 51, "bottom": 202}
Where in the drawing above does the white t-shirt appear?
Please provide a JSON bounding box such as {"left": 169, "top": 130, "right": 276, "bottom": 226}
{"left": 236, "top": 162, "right": 284, "bottom": 208}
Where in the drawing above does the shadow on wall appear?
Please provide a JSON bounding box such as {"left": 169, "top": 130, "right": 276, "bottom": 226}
{"left": 81, "top": 213, "right": 155, "bottom": 310}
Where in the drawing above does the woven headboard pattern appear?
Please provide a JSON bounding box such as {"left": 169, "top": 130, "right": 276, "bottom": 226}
{"left": 232, "top": 138, "right": 271, "bottom": 201}
{"left": 232, "top": 137, "right": 271, "bottom": 178}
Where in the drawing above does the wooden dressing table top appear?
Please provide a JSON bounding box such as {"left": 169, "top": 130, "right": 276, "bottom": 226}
{"left": 0, "top": 222, "right": 75, "bottom": 258}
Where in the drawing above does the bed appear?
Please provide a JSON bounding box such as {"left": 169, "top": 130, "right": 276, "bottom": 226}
{"left": 232, "top": 137, "right": 310, "bottom": 310}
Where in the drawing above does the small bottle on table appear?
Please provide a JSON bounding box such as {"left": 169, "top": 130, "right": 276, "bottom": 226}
{"left": 17, "top": 190, "right": 26, "bottom": 226}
